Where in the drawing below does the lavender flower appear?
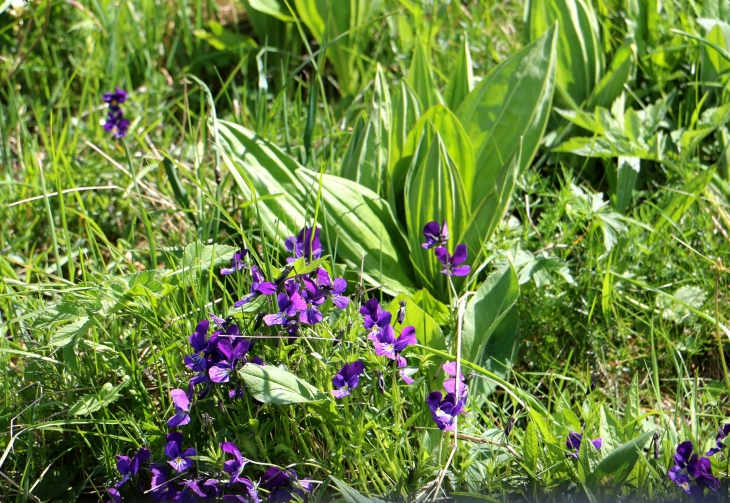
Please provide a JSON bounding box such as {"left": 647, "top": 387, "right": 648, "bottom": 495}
{"left": 103, "top": 87, "right": 128, "bottom": 110}
{"left": 209, "top": 339, "right": 251, "bottom": 383}
{"left": 442, "top": 362, "right": 468, "bottom": 400}
{"left": 114, "top": 447, "right": 150, "bottom": 487}
{"left": 706, "top": 424, "right": 730, "bottom": 456}
{"left": 221, "top": 442, "right": 249, "bottom": 486}
{"left": 222, "top": 249, "right": 249, "bottom": 276}
{"left": 260, "top": 467, "right": 314, "bottom": 502}
{"left": 565, "top": 432, "right": 603, "bottom": 458}
{"left": 434, "top": 244, "right": 470, "bottom": 277}
{"left": 299, "top": 280, "right": 325, "bottom": 325}
{"left": 373, "top": 325, "right": 416, "bottom": 367}
{"left": 234, "top": 266, "right": 277, "bottom": 307}
{"left": 422, "top": 221, "right": 449, "bottom": 249}
{"left": 331, "top": 361, "right": 365, "bottom": 398}
{"left": 285, "top": 226, "right": 322, "bottom": 263}
{"left": 168, "top": 387, "right": 193, "bottom": 427}
{"left": 165, "top": 432, "right": 196, "bottom": 473}
{"left": 426, "top": 391, "right": 464, "bottom": 431}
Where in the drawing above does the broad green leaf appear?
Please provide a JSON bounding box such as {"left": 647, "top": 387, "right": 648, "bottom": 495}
{"left": 294, "top": 0, "right": 327, "bottom": 40}
{"left": 340, "top": 65, "right": 391, "bottom": 193}
{"left": 553, "top": 137, "right": 653, "bottom": 159}
{"left": 385, "top": 292, "right": 445, "bottom": 364}
{"left": 179, "top": 242, "right": 238, "bottom": 272}
{"left": 323, "top": 0, "right": 368, "bottom": 95}
{"left": 405, "top": 132, "right": 470, "bottom": 296}
{"left": 588, "top": 430, "right": 655, "bottom": 495}
{"left": 297, "top": 169, "right": 416, "bottom": 295}
{"left": 703, "top": 0, "right": 730, "bottom": 22}
{"left": 238, "top": 364, "right": 326, "bottom": 404}
{"left": 461, "top": 265, "right": 520, "bottom": 375}
{"left": 193, "top": 21, "right": 258, "bottom": 50}
{"left": 245, "top": 0, "right": 295, "bottom": 21}
{"left": 586, "top": 43, "right": 634, "bottom": 110}
{"left": 456, "top": 25, "right": 557, "bottom": 208}
{"left": 612, "top": 156, "right": 640, "bottom": 213}
{"left": 599, "top": 404, "right": 625, "bottom": 452}
{"left": 411, "top": 288, "right": 450, "bottom": 325}
{"left": 458, "top": 144, "right": 521, "bottom": 266}
{"left": 401, "top": 105, "right": 475, "bottom": 199}
{"left": 50, "top": 316, "right": 93, "bottom": 348}
{"left": 623, "top": 373, "right": 640, "bottom": 436}
{"left": 218, "top": 121, "right": 307, "bottom": 243}
{"left": 523, "top": 420, "right": 539, "bottom": 474}
{"left": 329, "top": 476, "right": 387, "bottom": 503}
{"left": 69, "top": 381, "right": 127, "bottom": 416}
{"left": 698, "top": 19, "right": 730, "bottom": 75}
{"left": 443, "top": 36, "right": 474, "bottom": 111}
{"left": 529, "top": 409, "right": 559, "bottom": 445}
{"left": 388, "top": 81, "right": 421, "bottom": 174}
{"left": 407, "top": 40, "right": 441, "bottom": 110}
{"left": 529, "top": 0, "right": 603, "bottom": 105}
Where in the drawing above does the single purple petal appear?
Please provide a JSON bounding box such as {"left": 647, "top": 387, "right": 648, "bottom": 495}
{"left": 264, "top": 312, "right": 288, "bottom": 326}
{"left": 399, "top": 370, "right": 414, "bottom": 384}
{"left": 332, "top": 295, "right": 350, "bottom": 309}
{"left": 170, "top": 388, "right": 191, "bottom": 412}
{"left": 256, "top": 281, "right": 277, "bottom": 295}
{"left": 332, "top": 278, "right": 347, "bottom": 295}
{"left": 566, "top": 433, "right": 583, "bottom": 451}
{"left": 299, "top": 305, "right": 323, "bottom": 324}
{"left": 452, "top": 265, "right": 471, "bottom": 276}
{"left": 434, "top": 247, "right": 450, "bottom": 267}
{"left": 331, "top": 387, "right": 350, "bottom": 399}
{"left": 164, "top": 440, "right": 181, "bottom": 460}
{"left": 209, "top": 363, "right": 233, "bottom": 383}
{"left": 452, "top": 244, "right": 468, "bottom": 266}
{"left": 590, "top": 438, "right": 603, "bottom": 450}
{"left": 167, "top": 408, "right": 191, "bottom": 427}
{"left": 332, "top": 374, "right": 346, "bottom": 389}
{"left": 108, "top": 488, "right": 123, "bottom": 503}
{"left": 395, "top": 354, "right": 408, "bottom": 368}
{"left": 116, "top": 455, "right": 131, "bottom": 476}
{"left": 394, "top": 326, "right": 416, "bottom": 351}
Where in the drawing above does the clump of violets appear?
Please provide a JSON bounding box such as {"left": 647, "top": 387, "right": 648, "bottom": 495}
{"left": 565, "top": 432, "right": 603, "bottom": 458}
{"left": 362, "top": 297, "right": 417, "bottom": 384}
{"left": 285, "top": 226, "right": 321, "bottom": 263}
{"left": 667, "top": 440, "right": 719, "bottom": 497}
{"left": 260, "top": 466, "right": 314, "bottom": 502}
{"left": 426, "top": 361, "right": 468, "bottom": 430}
{"left": 421, "top": 221, "right": 471, "bottom": 277}
{"left": 102, "top": 87, "right": 130, "bottom": 138}
{"left": 222, "top": 249, "right": 249, "bottom": 276}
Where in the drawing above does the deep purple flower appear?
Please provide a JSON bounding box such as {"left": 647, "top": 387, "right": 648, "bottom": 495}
{"left": 150, "top": 463, "right": 177, "bottom": 502}
{"left": 314, "top": 268, "right": 349, "bottom": 309}
{"left": 422, "top": 221, "right": 449, "bottom": 249}
{"left": 706, "top": 424, "right": 730, "bottom": 456}
{"left": 185, "top": 320, "right": 216, "bottom": 372}
{"left": 668, "top": 441, "right": 720, "bottom": 495}
{"left": 360, "top": 298, "right": 392, "bottom": 341}
{"left": 373, "top": 325, "right": 416, "bottom": 367}
{"left": 103, "top": 110, "right": 130, "bottom": 139}
{"left": 107, "top": 488, "right": 123, "bottom": 503}
{"left": 222, "top": 478, "right": 260, "bottom": 503}
{"left": 165, "top": 432, "right": 196, "bottom": 473}
{"left": 260, "top": 467, "right": 313, "bottom": 502}
{"left": 285, "top": 226, "right": 322, "bottom": 263}
{"left": 264, "top": 290, "right": 306, "bottom": 326}
{"left": 565, "top": 432, "right": 603, "bottom": 458}
{"left": 331, "top": 361, "right": 365, "bottom": 398}
{"left": 222, "top": 249, "right": 249, "bottom": 276}
{"left": 114, "top": 447, "right": 150, "bottom": 487}
{"left": 234, "top": 266, "right": 277, "bottom": 307}
{"left": 426, "top": 391, "right": 464, "bottom": 431}
{"left": 221, "top": 442, "right": 248, "bottom": 486}
{"left": 168, "top": 387, "right": 193, "bottom": 427}
{"left": 434, "top": 244, "right": 470, "bottom": 277}
{"left": 299, "top": 280, "right": 325, "bottom": 325}
{"left": 209, "top": 339, "right": 251, "bottom": 383}
{"left": 442, "top": 362, "right": 468, "bottom": 400}
{"left": 103, "top": 87, "right": 128, "bottom": 109}
{"left": 689, "top": 455, "right": 720, "bottom": 493}
{"left": 178, "top": 479, "right": 220, "bottom": 502}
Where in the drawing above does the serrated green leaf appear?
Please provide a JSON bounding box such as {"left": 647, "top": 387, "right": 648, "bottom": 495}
{"left": 238, "top": 364, "right": 326, "bottom": 404}
{"left": 50, "top": 316, "right": 92, "bottom": 348}
{"left": 180, "top": 242, "right": 237, "bottom": 271}
{"left": 69, "top": 381, "right": 127, "bottom": 416}
{"left": 524, "top": 419, "right": 539, "bottom": 474}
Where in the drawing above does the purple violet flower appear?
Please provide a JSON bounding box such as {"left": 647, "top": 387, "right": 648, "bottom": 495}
{"left": 185, "top": 320, "right": 216, "bottom": 372}
{"left": 565, "top": 432, "right": 603, "bottom": 458}
{"left": 434, "top": 244, "right": 471, "bottom": 277}
{"left": 107, "top": 488, "right": 123, "bottom": 503}
{"left": 331, "top": 361, "right": 365, "bottom": 398}
{"left": 208, "top": 339, "right": 252, "bottom": 383}
{"left": 284, "top": 226, "right": 322, "bottom": 264}
{"left": 165, "top": 432, "right": 196, "bottom": 473}
{"left": 167, "top": 387, "right": 193, "bottom": 427}
{"left": 260, "top": 467, "right": 313, "bottom": 502}
{"left": 234, "top": 266, "right": 277, "bottom": 307}
{"left": 314, "top": 268, "right": 349, "bottom": 309}
{"left": 373, "top": 325, "right": 416, "bottom": 368}
{"left": 360, "top": 298, "right": 392, "bottom": 341}
{"left": 422, "top": 221, "right": 449, "bottom": 249}
{"left": 222, "top": 478, "right": 260, "bottom": 503}
{"left": 668, "top": 441, "right": 720, "bottom": 495}
{"left": 299, "top": 279, "right": 325, "bottom": 325}
{"left": 222, "top": 249, "right": 249, "bottom": 276}
{"left": 114, "top": 447, "right": 150, "bottom": 488}
{"left": 221, "top": 442, "right": 249, "bottom": 486}
{"left": 426, "top": 391, "right": 464, "bottom": 431}
{"left": 103, "top": 110, "right": 130, "bottom": 139}
{"left": 150, "top": 463, "right": 177, "bottom": 502}
{"left": 706, "top": 424, "right": 730, "bottom": 456}
{"left": 103, "top": 87, "right": 128, "bottom": 109}
{"left": 442, "top": 362, "right": 468, "bottom": 400}
{"left": 178, "top": 479, "right": 220, "bottom": 502}
{"left": 264, "top": 290, "right": 306, "bottom": 327}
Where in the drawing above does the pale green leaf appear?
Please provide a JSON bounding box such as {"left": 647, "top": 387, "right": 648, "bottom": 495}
{"left": 238, "top": 364, "right": 326, "bottom": 404}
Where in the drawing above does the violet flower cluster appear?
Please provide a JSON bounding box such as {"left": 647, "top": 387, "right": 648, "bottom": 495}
{"left": 362, "top": 297, "right": 417, "bottom": 384}
{"left": 102, "top": 88, "right": 130, "bottom": 138}
{"left": 108, "top": 435, "right": 313, "bottom": 503}
{"left": 426, "top": 362, "right": 468, "bottom": 430}
{"left": 422, "top": 221, "right": 471, "bottom": 277}
{"left": 667, "top": 439, "right": 721, "bottom": 498}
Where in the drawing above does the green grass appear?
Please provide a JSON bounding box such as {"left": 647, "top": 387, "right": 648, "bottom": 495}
{"left": 2, "top": 0, "right": 730, "bottom": 501}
